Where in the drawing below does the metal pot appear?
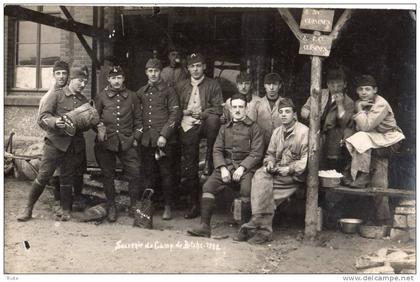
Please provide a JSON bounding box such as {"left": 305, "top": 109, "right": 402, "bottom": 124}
{"left": 359, "top": 225, "right": 388, "bottom": 239}
{"left": 338, "top": 218, "right": 363, "bottom": 234}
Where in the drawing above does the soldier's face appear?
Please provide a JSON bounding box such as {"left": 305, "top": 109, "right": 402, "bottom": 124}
{"left": 168, "top": 51, "right": 181, "bottom": 66}
{"left": 108, "top": 75, "right": 125, "bottom": 89}
{"left": 146, "top": 68, "right": 161, "bottom": 83}
{"left": 279, "top": 107, "right": 295, "bottom": 126}
{"left": 327, "top": 79, "right": 346, "bottom": 94}
{"left": 53, "top": 70, "right": 68, "bottom": 87}
{"left": 188, "top": 62, "right": 205, "bottom": 79}
{"left": 69, "top": 78, "right": 88, "bottom": 93}
{"left": 230, "top": 99, "right": 247, "bottom": 121}
{"left": 237, "top": 81, "right": 251, "bottom": 95}
{"left": 264, "top": 82, "right": 280, "bottom": 100}
{"left": 357, "top": 85, "right": 377, "bottom": 101}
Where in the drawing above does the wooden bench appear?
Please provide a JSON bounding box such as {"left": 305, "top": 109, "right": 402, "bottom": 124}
{"left": 320, "top": 185, "right": 415, "bottom": 198}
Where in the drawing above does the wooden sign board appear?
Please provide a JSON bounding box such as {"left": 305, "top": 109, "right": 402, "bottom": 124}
{"left": 299, "top": 33, "right": 333, "bottom": 57}
{"left": 300, "top": 9, "right": 335, "bottom": 32}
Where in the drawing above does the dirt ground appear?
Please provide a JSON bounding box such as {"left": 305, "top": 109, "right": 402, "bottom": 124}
{"left": 4, "top": 177, "right": 415, "bottom": 274}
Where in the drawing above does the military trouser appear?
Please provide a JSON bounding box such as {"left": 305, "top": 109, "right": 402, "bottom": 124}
{"left": 94, "top": 144, "right": 141, "bottom": 206}
{"left": 139, "top": 144, "right": 177, "bottom": 206}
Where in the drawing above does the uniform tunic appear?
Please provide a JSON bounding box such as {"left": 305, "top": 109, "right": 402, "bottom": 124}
{"left": 203, "top": 117, "right": 264, "bottom": 198}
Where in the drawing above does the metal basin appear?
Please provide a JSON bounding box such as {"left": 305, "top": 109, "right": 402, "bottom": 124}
{"left": 338, "top": 218, "right": 363, "bottom": 234}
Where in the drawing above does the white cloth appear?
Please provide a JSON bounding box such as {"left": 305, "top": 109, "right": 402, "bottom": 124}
{"left": 346, "top": 130, "right": 405, "bottom": 154}
{"left": 181, "top": 76, "right": 204, "bottom": 132}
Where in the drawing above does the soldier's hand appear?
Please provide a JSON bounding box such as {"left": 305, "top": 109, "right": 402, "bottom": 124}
{"left": 232, "top": 166, "right": 245, "bottom": 182}
{"left": 55, "top": 118, "right": 65, "bottom": 129}
{"left": 265, "top": 161, "right": 275, "bottom": 174}
{"left": 220, "top": 115, "right": 227, "bottom": 124}
{"left": 157, "top": 136, "right": 167, "bottom": 148}
{"left": 277, "top": 166, "right": 290, "bottom": 176}
{"left": 191, "top": 112, "right": 201, "bottom": 119}
{"left": 97, "top": 125, "right": 107, "bottom": 142}
{"left": 220, "top": 166, "right": 231, "bottom": 183}
{"left": 183, "top": 110, "right": 193, "bottom": 116}
{"left": 133, "top": 139, "right": 138, "bottom": 147}
{"left": 333, "top": 93, "right": 344, "bottom": 105}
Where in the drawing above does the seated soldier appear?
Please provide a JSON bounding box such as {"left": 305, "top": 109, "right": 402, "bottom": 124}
{"left": 344, "top": 75, "right": 405, "bottom": 188}
{"left": 187, "top": 94, "right": 264, "bottom": 238}
{"left": 237, "top": 99, "right": 309, "bottom": 244}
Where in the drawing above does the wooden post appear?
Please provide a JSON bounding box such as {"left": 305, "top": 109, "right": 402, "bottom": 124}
{"left": 305, "top": 32, "right": 322, "bottom": 239}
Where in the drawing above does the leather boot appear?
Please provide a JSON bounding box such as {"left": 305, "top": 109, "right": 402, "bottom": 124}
{"left": 233, "top": 227, "right": 249, "bottom": 242}
{"left": 60, "top": 185, "right": 72, "bottom": 221}
{"left": 187, "top": 197, "right": 215, "bottom": 238}
{"left": 104, "top": 178, "right": 117, "bottom": 222}
{"left": 241, "top": 200, "right": 252, "bottom": 225}
{"left": 18, "top": 180, "right": 45, "bottom": 222}
{"left": 162, "top": 205, "right": 172, "bottom": 220}
{"left": 184, "top": 178, "right": 200, "bottom": 219}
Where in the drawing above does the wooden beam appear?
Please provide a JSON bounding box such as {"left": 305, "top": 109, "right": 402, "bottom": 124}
{"left": 329, "top": 9, "right": 352, "bottom": 41}
{"left": 277, "top": 8, "right": 304, "bottom": 41}
{"left": 304, "top": 42, "right": 323, "bottom": 240}
{"left": 4, "top": 5, "right": 109, "bottom": 39}
{"left": 60, "top": 6, "right": 101, "bottom": 68}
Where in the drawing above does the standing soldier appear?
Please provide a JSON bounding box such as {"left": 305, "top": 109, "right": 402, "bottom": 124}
{"left": 187, "top": 94, "right": 264, "bottom": 237}
{"left": 161, "top": 46, "right": 189, "bottom": 87}
{"left": 41, "top": 60, "right": 88, "bottom": 214}
{"left": 136, "top": 58, "right": 180, "bottom": 220}
{"left": 94, "top": 66, "right": 142, "bottom": 222}
{"left": 18, "top": 66, "right": 91, "bottom": 222}
{"left": 251, "top": 72, "right": 291, "bottom": 149}
{"left": 301, "top": 68, "right": 354, "bottom": 171}
{"left": 222, "top": 71, "right": 261, "bottom": 123}
{"left": 177, "top": 52, "right": 224, "bottom": 219}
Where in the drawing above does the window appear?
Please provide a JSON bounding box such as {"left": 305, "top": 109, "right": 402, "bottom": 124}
{"left": 14, "top": 6, "right": 62, "bottom": 90}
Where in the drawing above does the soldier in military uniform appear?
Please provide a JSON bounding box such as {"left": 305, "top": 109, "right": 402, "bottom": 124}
{"left": 94, "top": 66, "right": 142, "bottom": 222}
{"left": 18, "top": 66, "right": 91, "bottom": 222}
{"left": 136, "top": 58, "right": 180, "bottom": 220}
{"left": 161, "top": 46, "right": 188, "bottom": 87}
{"left": 187, "top": 94, "right": 264, "bottom": 237}
{"left": 222, "top": 71, "right": 261, "bottom": 123}
{"left": 41, "top": 61, "right": 88, "bottom": 213}
{"left": 177, "top": 52, "right": 224, "bottom": 219}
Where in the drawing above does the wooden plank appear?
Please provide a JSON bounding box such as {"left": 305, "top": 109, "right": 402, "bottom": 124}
{"left": 300, "top": 8, "right": 335, "bottom": 32}
{"left": 277, "top": 8, "right": 304, "bottom": 41}
{"left": 4, "top": 5, "right": 109, "bottom": 39}
{"left": 299, "top": 33, "right": 332, "bottom": 57}
{"left": 320, "top": 185, "right": 415, "bottom": 198}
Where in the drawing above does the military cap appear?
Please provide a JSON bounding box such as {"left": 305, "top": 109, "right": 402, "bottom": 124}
{"left": 278, "top": 98, "right": 296, "bottom": 111}
{"left": 355, "top": 75, "right": 377, "bottom": 87}
{"left": 70, "top": 65, "right": 89, "bottom": 80}
{"left": 187, "top": 53, "right": 205, "bottom": 66}
{"left": 145, "top": 58, "right": 163, "bottom": 70}
{"left": 264, "top": 72, "right": 282, "bottom": 85}
{"left": 236, "top": 72, "right": 252, "bottom": 83}
{"left": 108, "top": 65, "right": 125, "bottom": 77}
{"left": 326, "top": 68, "right": 346, "bottom": 82}
{"left": 53, "top": 60, "right": 69, "bottom": 73}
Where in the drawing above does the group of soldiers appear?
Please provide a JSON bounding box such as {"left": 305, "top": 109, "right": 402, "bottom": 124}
{"left": 17, "top": 47, "right": 405, "bottom": 245}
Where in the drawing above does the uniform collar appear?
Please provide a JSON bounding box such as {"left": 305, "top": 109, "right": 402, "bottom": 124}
{"left": 146, "top": 79, "right": 166, "bottom": 91}
{"left": 281, "top": 120, "right": 298, "bottom": 137}
{"left": 105, "top": 85, "right": 128, "bottom": 98}
{"left": 226, "top": 116, "right": 253, "bottom": 127}
{"left": 63, "top": 86, "right": 84, "bottom": 100}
